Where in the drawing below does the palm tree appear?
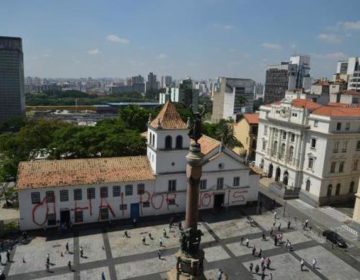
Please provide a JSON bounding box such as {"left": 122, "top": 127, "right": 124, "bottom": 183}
{"left": 215, "top": 120, "right": 243, "bottom": 149}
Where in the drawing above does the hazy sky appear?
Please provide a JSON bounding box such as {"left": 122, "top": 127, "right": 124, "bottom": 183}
{"left": 1, "top": 0, "right": 360, "bottom": 82}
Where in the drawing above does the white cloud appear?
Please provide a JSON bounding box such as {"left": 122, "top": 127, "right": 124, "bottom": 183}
{"left": 340, "top": 20, "right": 360, "bottom": 30}
{"left": 106, "top": 34, "right": 129, "bottom": 44}
{"left": 318, "top": 33, "right": 342, "bottom": 43}
{"left": 87, "top": 48, "right": 100, "bottom": 55}
{"left": 312, "top": 52, "right": 347, "bottom": 61}
{"left": 261, "top": 42, "right": 282, "bottom": 50}
{"left": 157, "top": 53, "right": 167, "bottom": 59}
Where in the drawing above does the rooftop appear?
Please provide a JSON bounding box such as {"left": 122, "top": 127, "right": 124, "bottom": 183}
{"left": 291, "top": 99, "right": 322, "bottom": 111}
{"left": 243, "top": 113, "right": 259, "bottom": 125}
{"left": 149, "top": 101, "right": 187, "bottom": 130}
{"left": 312, "top": 106, "right": 360, "bottom": 117}
{"left": 17, "top": 156, "right": 155, "bottom": 190}
{"left": 198, "top": 135, "right": 221, "bottom": 155}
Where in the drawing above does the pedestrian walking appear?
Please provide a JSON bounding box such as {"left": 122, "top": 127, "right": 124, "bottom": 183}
{"left": 274, "top": 235, "right": 278, "bottom": 246}
{"left": 101, "top": 271, "right": 106, "bottom": 280}
{"left": 46, "top": 253, "right": 50, "bottom": 265}
{"left": 262, "top": 232, "right": 266, "bottom": 240}
{"left": 258, "top": 249, "right": 262, "bottom": 258}
{"left": 217, "top": 268, "right": 223, "bottom": 280}
{"left": 287, "top": 220, "right": 291, "bottom": 229}
{"left": 68, "top": 260, "right": 72, "bottom": 271}
{"left": 249, "top": 262, "right": 253, "bottom": 273}
{"left": 6, "top": 250, "right": 10, "bottom": 263}
{"left": 157, "top": 250, "right": 161, "bottom": 259}
{"left": 240, "top": 236, "right": 244, "bottom": 245}
{"left": 46, "top": 262, "right": 50, "bottom": 272}
{"left": 300, "top": 258, "right": 305, "bottom": 271}
{"left": 304, "top": 219, "right": 309, "bottom": 230}
{"left": 142, "top": 236, "right": 146, "bottom": 245}
{"left": 245, "top": 238, "right": 249, "bottom": 247}
{"left": 80, "top": 246, "right": 84, "bottom": 258}
{"left": 163, "top": 228, "right": 167, "bottom": 238}
{"left": 149, "top": 233, "right": 152, "bottom": 240}
{"left": 266, "top": 257, "right": 271, "bottom": 269}
{"left": 159, "top": 238, "right": 163, "bottom": 247}
{"left": 66, "top": 242, "right": 69, "bottom": 253}
{"left": 255, "top": 264, "right": 260, "bottom": 274}
{"left": 273, "top": 211, "right": 277, "bottom": 220}
{"left": 278, "top": 223, "right": 281, "bottom": 232}
{"left": 252, "top": 246, "right": 256, "bottom": 256}
{"left": 312, "top": 258, "right": 317, "bottom": 269}
{"left": 124, "top": 230, "right": 129, "bottom": 238}
{"left": 22, "top": 257, "right": 26, "bottom": 263}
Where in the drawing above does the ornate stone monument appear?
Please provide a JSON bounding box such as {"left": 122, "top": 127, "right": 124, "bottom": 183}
{"left": 167, "top": 113, "right": 206, "bottom": 280}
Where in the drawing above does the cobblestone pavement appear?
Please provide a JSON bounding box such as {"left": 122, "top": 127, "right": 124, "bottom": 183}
{"left": 1, "top": 207, "right": 360, "bottom": 280}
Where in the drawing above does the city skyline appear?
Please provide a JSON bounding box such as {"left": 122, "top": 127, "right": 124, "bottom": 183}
{"left": 1, "top": 0, "right": 360, "bottom": 82}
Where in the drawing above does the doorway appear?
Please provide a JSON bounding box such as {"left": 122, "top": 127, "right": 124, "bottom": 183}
{"left": 275, "top": 167, "right": 281, "bottom": 182}
{"left": 60, "top": 210, "right": 70, "bottom": 225}
{"left": 268, "top": 164, "right": 273, "bottom": 178}
{"left": 130, "top": 203, "right": 140, "bottom": 220}
{"left": 214, "top": 193, "right": 225, "bottom": 209}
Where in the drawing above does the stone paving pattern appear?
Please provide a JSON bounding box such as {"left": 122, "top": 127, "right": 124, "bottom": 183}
{"left": 1, "top": 208, "right": 359, "bottom": 280}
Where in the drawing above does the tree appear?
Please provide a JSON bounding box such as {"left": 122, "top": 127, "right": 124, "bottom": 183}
{"left": 215, "top": 120, "right": 243, "bottom": 149}
{"left": 118, "top": 105, "right": 153, "bottom": 132}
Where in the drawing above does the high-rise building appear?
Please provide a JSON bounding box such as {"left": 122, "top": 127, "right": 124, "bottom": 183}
{"left": 264, "top": 55, "right": 311, "bottom": 104}
{"left": 0, "top": 36, "right": 25, "bottom": 124}
{"left": 146, "top": 72, "right": 159, "bottom": 93}
{"left": 131, "top": 75, "right": 145, "bottom": 93}
{"left": 334, "top": 57, "right": 360, "bottom": 91}
{"left": 160, "top": 75, "right": 172, "bottom": 88}
{"left": 211, "top": 77, "right": 255, "bottom": 123}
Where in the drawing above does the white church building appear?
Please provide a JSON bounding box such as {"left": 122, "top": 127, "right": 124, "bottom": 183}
{"left": 17, "top": 101, "right": 259, "bottom": 230}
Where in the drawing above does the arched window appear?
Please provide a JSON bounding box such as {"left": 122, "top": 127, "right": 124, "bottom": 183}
{"left": 306, "top": 179, "right": 311, "bottom": 192}
{"left": 275, "top": 167, "right": 281, "bottom": 182}
{"left": 336, "top": 183, "right": 341, "bottom": 196}
{"left": 176, "top": 135, "right": 183, "bottom": 149}
{"left": 273, "top": 141, "right": 278, "bottom": 156}
{"left": 283, "top": 171, "right": 289, "bottom": 186}
{"left": 280, "top": 143, "right": 286, "bottom": 159}
{"left": 327, "top": 184, "right": 332, "bottom": 197}
{"left": 349, "top": 181, "right": 355, "bottom": 193}
{"left": 165, "top": 135, "right": 172, "bottom": 149}
{"left": 288, "top": 146, "right": 294, "bottom": 161}
{"left": 268, "top": 164, "right": 273, "bottom": 178}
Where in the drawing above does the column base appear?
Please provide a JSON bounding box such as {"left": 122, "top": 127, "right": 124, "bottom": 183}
{"left": 166, "top": 250, "right": 206, "bottom": 280}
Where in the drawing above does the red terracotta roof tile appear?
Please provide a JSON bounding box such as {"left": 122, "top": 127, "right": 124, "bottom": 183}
{"left": 17, "top": 156, "right": 155, "bottom": 190}
{"left": 312, "top": 106, "right": 360, "bottom": 117}
{"left": 198, "top": 135, "right": 220, "bottom": 155}
{"left": 243, "top": 113, "right": 259, "bottom": 124}
{"left": 150, "top": 101, "right": 187, "bottom": 129}
{"left": 291, "top": 99, "right": 322, "bottom": 111}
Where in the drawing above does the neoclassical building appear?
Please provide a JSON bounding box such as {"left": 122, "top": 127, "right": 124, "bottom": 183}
{"left": 17, "top": 101, "right": 259, "bottom": 230}
{"left": 255, "top": 97, "right": 360, "bottom": 206}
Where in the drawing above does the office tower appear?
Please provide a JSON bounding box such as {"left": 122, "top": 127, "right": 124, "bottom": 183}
{"left": 211, "top": 77, "right": 255, "bottom": 123}
{"left": 334, "top": 57, "right": 360, "bottom": 91}
{"left": 0, "top": 36, "right": 25, "bottom": 124}
{"left": 160, "top": 75, "right": 172, "bottom": 88}
{"left": 131, "top": 75, "right": 145, "bottom": 93}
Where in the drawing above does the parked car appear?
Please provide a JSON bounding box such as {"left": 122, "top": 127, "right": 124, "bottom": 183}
{"left": 322, "top": 230, "right": 347, "bottom": 248}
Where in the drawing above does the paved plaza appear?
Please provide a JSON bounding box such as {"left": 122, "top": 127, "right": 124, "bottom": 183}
{"left": 1, "top": 208, "right": 360, "bottom": 280}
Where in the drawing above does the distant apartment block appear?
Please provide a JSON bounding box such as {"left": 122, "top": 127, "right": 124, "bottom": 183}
{"left": 0, "top": 36, "right": 25, "bottom": 124}
{"left": 211, "top": 77, "right": 255, "bottom": 123}
{"left": 335, "top": 57, "right": 360, "bottom": 91}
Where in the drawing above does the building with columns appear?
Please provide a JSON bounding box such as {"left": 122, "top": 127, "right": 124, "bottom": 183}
{"left": 255, "top": 97, "right": 360, "bottom": 206}
{"left": 16, "top": 101, "right": 259, "bottom": 230}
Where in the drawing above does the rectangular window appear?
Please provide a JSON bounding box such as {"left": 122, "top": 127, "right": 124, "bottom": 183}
{"left": 233, "top": 177, "right": 240, "bottom": 187}
{"left": 87, "top": 188, "right": 95, "bottom": 199}
{"left": 120, "top": 204, "right": 127, "bottom": 210}
{"left": 262, "top": 141, "right": 266, "bottom": 151}
{"left": 291, "top": 133, "right": 295, "bottom": 142}
{"left": 311, "top": 138, "right": 316, "bottom": 149}
{"left": 125, "top": 185, "right": 133, "bottom": 196}
{"left": 314, "top": 120, "right": 319, "bottom": 127}
{"left": 47, "top": 213, "right": 56, "bottom": 226}
{"left": 353, "top": 159, "right": 358, "bottom": 171}
{"left": 75, "top": 211, "right": 83, "bottom": 223}
{"left": 142, "top": 201, "right": 150, "bottom": 208}
{"left": 330, "top": 162, "right": 336, "bottom": 173}
{"left": 342, "top": 141, "right": 347, "bottom": 153}
{"left": 282, "top": 131, "right": 286, "bottom": 140}
{"left": 333, "top": 141, "right": 339, "bottom": 153}
{"left": 100, "top": 208, "right": 109, "bottom": 220}
{"left": 168, "top": 180, "right": 177, "bottom": 192}
{"left": 345, "top": 122, "right": 350, "bottom": 131}
{"left": 339, "top": 161, "right": 345, "bottom": 173}
{"left": 113, "top": 186, "right": 121, "bottom": 197}
{"left": 336, "top": 122, "right": 342, "bottom": 131}
{"left": 74, "top": 189, "right": 82, "bottom": 201}
{"left": 137, "top": 183, "right": 145, "bottom": 195}
{"left": 308, "top": 158, "right": 314, "bottom": 169}
{"left": 264, "top": 126, "right": 268, "bottom": 136}
{"left": 31, "top": 192, "right": 41, "bottom": 204}
{"left": 357, "top": 141, "right": 360, "bottom": 151}
{"left": 217, "top": 177, "right": 224, "bottom": 190}
{"left": 60, "top": 190, "right": 69, "bottom": 202}
{"left": 100, "top": 187, "right": 108, "bottom": 198}
{"left": 200, "top": 179, "right": 207, "bottom": 190}
{"left": 46, "top": 191, "right": 55, "bottom": 203}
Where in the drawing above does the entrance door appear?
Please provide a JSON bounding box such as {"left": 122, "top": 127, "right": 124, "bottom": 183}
{"left": 100, "top": 208, "right": 109, "bottom": 220}
{"left": 130, "top": 203, "right": 140, "bottom": 220}
{"left": 275, "top": 167, "right": 281, "bottom": 182}
{"left": 214, "top": 194, "right": 225, "bottom": 209}
{"left": 60, "top": 210, "right": 70, "bottom": 225}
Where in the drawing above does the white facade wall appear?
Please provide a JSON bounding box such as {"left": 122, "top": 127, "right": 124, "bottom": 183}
{"left": 255, "top": 102, "right": 360, "bottom": 205}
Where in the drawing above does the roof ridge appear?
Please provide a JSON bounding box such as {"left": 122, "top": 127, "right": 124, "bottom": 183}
{"left": 149, "top": 101, "right": 187, "bottom": 129}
